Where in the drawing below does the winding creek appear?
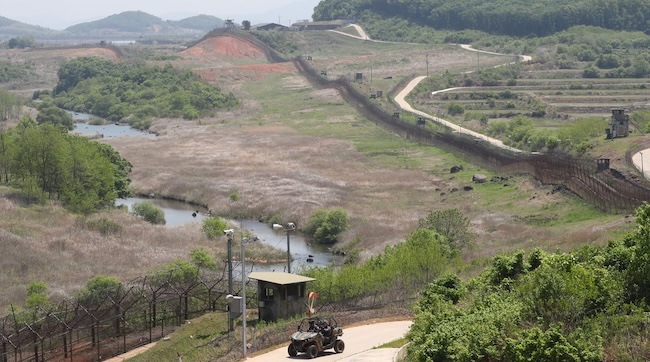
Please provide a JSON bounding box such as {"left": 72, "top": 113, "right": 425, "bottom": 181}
{"left": 117, "top": 197, "right": 344, "bottom": 272}
{"left": 71, "top": 111, "right": 342, "bottom": 271}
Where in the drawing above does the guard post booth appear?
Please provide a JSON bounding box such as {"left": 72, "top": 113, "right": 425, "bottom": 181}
{"left": 248, "top": 272, "right": 315, "bottom": 322}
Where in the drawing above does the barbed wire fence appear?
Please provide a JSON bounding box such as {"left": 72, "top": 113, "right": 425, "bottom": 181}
{"left": 0, "top": 266, "right": 258, "bottom": 362}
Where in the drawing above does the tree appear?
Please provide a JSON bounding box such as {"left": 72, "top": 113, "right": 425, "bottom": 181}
{"left": 25, "top": 281, "right": 49, "bottom": 309}
{"left": 418, "top": 208, "right": 476, "bottom": 250}
{"left": 36, "top": 104, "right": 74, "bottom": 130}
{"left": 3, "top": 116, "right": 128, "bottom": 212}
{"left": 191, "top": 249, "right": 217, "bottom": 270}
{"left": 447, "top": 101, "right": 465, "bottom": 116}
{"left": 132, "top": 201, "right": 166, "bottom": 225}
{"left": 7, "top": 35, "right": 36, "bottom": 49}
{"left": 242, "top": 20, "right": 251, "bottom": 30}
{"left": 0, "top": 89, "right": 22, "bottom": 121}
{"left": 625, "top": 203, "right": 650, "bottom": 301}
{"left": 304, "top": 208, "right": 350, "bottom": 244}
{"left": 77, "top": 275, "right": 123, "bottom": 306}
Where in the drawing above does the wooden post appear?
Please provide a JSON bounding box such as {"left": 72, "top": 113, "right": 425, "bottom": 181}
{"left": 1, "top": 341, "right": 7, "bottom": 362}
{"left": 63, "top": 334, "right": 67, "bottom": 358}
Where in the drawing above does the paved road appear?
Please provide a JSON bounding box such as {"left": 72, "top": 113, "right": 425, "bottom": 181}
{"left": 331, "top": 24, "right": 531, "bottom": 154}
{"left": 632, "top": 151, "right": 650, "bottom": 180}
{"left": 246, "top": 320, "right": 412, "bottom": 362}
{"left": 394, "top": 78, "right": 520, "bottom": 152}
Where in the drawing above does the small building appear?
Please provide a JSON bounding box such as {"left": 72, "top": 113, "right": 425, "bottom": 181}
{"left": 248, "top": 272, "right": 315, "bottom": 322}
{"left": 254, "top": 23, "right": 289, "bottom": 31}
{"left": 606, "top": 108, "right": 630, "bottom": 139}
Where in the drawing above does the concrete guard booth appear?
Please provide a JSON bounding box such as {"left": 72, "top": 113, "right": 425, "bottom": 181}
{"left": 248, "top": 272, "right": 315, "bottom": 322}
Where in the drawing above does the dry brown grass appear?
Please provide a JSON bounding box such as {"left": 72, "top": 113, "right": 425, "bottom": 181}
{"left": 0, "top": 189, "right": 220, "bottom": 314}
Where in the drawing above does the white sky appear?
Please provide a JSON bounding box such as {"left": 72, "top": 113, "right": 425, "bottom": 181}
{"left": 2, "top": 0, "right": 321, "bottom": 30}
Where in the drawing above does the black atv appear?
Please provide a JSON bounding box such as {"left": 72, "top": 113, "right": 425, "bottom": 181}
{"left": 288, "top": 316, "right": 345, "bottom": 359}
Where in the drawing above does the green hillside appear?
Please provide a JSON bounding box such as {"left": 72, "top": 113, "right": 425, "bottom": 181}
{"left": 314, "top": 0, "right": 650, "bottom": 37}
{"left": 0, "top": 15, "right": 60, "bottom": 38}
{"left": 169, "top": 14, "right": 224, "bottom": 31}
{"left": 66, "top": 11, "right": 167, "bottom": 33}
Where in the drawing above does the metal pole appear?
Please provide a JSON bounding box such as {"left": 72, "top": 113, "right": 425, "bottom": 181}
{"left": 241, "top": 239, "right": 247, "bottom": 358}
{"left": 227, "top": 236, "right": 233, "bottom": 331}
{"left": 286, "top": 231, "right": 291, "bottom": 274}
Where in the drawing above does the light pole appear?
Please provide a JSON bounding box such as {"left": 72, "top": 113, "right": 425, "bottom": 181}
{"left": 224, "top": 229, "right": 234, "bottom": 331}
{"left": 241, "top": 236, "right": 248, "bottom": 359}
{"left": 273, "top": 222, "right": 296, "bottom": 273}
{"left": 238, "top": 235, "right": 257, "bottom": 357}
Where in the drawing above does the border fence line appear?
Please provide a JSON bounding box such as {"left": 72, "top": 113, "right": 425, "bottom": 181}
{"left": 293, "top": 55, "right": 650, "bottom": 214}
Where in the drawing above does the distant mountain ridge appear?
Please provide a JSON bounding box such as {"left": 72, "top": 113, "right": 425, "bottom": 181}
{"left": 0, "top": 15, "right": 56, "bottom": 38}
{"left": 0, "top": 11, "right": 225, "bottom": 40}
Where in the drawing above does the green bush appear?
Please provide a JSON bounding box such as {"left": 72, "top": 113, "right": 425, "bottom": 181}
{"left": 87, "top": 218, "right": 123, "bottom": 236}
{"left": 418, "top": 208, "right": 476, "bottom": 251}
{"left": 304, "top": 207, "right": 349, "bottom": 244}
{"left": 447, "top": 101, "right": 465, "bottom": 116}
{"left": 202, "top": 217, "right": 228, "bottom": 240}
{"left": 77, "top": 275, "right": 123, "bottom": 306}
{"left": 132, "top": 201, "right": 165, "bottom": 225}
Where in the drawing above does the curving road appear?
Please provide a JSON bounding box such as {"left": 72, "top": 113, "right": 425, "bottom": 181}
{"left": 392, "top": 44, "right": 531, "bottom": 154}
{"left": 246, "top": 320, "right": 412, "bottom": 362}
{"left": 632, "top": 151, "right": 650, "bottom": 180}
{"left": 329, "top": 24, "right": 531, "bottom": 153}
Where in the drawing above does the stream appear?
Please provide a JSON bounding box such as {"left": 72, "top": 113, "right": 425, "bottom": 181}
{"left": 116, "top": 197, "right": 344, "bottom": 271}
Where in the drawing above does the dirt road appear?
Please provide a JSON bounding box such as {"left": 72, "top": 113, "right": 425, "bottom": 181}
{"left": 246, "top": 320, "right": 412, "bottom": 361}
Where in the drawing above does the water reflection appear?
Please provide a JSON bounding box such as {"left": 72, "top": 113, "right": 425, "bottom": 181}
{"left": 239, "top": 220, "right": 344, "bottom": 271}
{"left": 116, "top": 198, "right": 344, "bottom": 271}
{"left": 116, "top": 197, "right": 208, "bottom": 226}
{"left": 73, "top": 123, "right": 155, "bottom": 138}
{"left": 68, "top": 111, "right": 155, "bottom": 138}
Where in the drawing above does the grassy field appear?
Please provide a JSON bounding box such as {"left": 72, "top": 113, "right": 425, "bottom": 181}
{"left": 0, "top": 29, "right": 637, "bottom": 313}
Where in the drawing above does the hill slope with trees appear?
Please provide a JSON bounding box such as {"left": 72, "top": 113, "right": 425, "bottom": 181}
{"left": 314, "top": 0, "right": 650, "bottom": 37}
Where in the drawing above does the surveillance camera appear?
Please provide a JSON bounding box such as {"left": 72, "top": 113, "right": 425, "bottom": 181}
{"left": 223, "top": 229, "right": 234, "bottom": 236}
{"left": 287, "top": 222, "right": 296, "bottom": 229}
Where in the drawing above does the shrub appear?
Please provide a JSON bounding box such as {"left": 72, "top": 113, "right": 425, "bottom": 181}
{"left": 418, "top": 208, "right": 476, "bottom": 251}
{"left": 202, "top": 217, "right": 228, "bottom": 240}
{"left": 583, "top": 66, "right": 600, "bottom": 78}
{"left": 132, "top": 201, "right": 165, "bottom": 225}
{"left": 77, "top": 275, "right": 123, "bottom": 306}
{"left": 304, "top": 208, "right": 349, "bottom": 244}
{"left": 504, "top": 325, "right": 581, "bottom": 362}
{"left": 190, "top": 249, "right": 217, "bottom": 270}
{"left": 447, "top": 101, "right": 465, "bottom": 116}
{"left": 87, "top": 218, "right": 123, "bottom": 236}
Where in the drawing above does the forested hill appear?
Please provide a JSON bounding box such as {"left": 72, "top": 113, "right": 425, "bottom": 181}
{"left": 313, "top": 0, "right": 650, "bottom": 37}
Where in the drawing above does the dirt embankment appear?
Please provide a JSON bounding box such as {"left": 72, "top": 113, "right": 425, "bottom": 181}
{"left": 179, "top": 35, "right": 293, "bottom": 81}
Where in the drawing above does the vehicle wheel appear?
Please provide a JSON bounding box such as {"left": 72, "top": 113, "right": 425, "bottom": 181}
{"left": 334, "top": 339, "right": 345, "bottom": 353}
{"left": 288, "top": 343, "right": 298, "bottom": 357}
{"left": 306, "top": 344, "right": 318, "bottom": 359}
